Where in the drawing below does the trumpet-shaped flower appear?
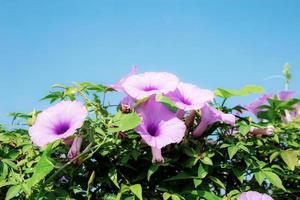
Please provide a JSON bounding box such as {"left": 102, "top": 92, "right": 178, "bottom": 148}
{"left": 238, "top": 191, "right": 273, "bottom": 200}
{"left": 120, "top": 95, "right": 135, "bottom": 113}
{"left": 167, "top": 82, "right": 214, "bottom": 111}
{"left": 278, "top": 91, "right": 295, "bottom": 101}
{"left": 250, "top": 125, "right": 275, "bottom": 136}
{"left": 193, "top": 104, "right": 235, "bottom": 137}
{"left": 29, "top": 101, "right": 88, "bottom": 147}
{"left": 246, "top": 94, "right": 273, "bottom": 115}
{"left": 135, "top": 98, "right": 186, "bottom": 163}
{"left": 122, "top": 72, "right": 179, "bottom": 100}
{"left": 277, "top": 91, "right": 299, "bottom": 123}
{"left": 110, "top": 66, "right": 138, "bottom": 91}
{"left": 67, "top": 136, "right": 83, "bottom": 161}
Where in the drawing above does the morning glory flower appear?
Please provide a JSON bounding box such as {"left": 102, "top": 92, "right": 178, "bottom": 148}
{"left": 135, "top": 98, "right": 186, "bottom": 163}
{"left": 110, "top": 66, "right": 138, "bottom": 91}
{"left": 277, "top": 91, "right": 299, "bottom": 123}
{"left": 250, "top": 125, "right": 275, "bottom": 136}
{"left": 122, "top": 72, "right": 179, "bottom": 100}
{"left": 67, "top": 136, "right": 83, "bottom": 162}
{"left": 282, "top": 104, "right": 300, "bottom": 123}
{"left": 278, "top": 90, "right": 295, "bottom": 101}
{"left": 193, "top": 104, "right": 235, "bottom": 137}
{"left": 246, "top": 94, "right": 273, "bottom": 115}
{"left": 167, "top": 82, "right": 214, "bottom": 111}
{"left": 120, "top": 95, "right": 135, "bottom": 113}
{"left": 238, "top": 191, "right": 273, "bottom": 200}
{"left": 29, "top": 101, "right": 88, "bottom": 147}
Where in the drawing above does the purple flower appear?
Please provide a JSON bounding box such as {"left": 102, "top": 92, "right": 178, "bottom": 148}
{"left": 122, "top": 72, "right": 179, "bottom": 100}
{"left": 29, "top": 101, "right": 88, "bottom": 147}
{"left": 250, "top": 125, "right": 275, "bottom": 136}
{"left": 278, "top": 90, "right": 295, "bottom": 101}
{"left": 120, "top": 95, "right": 135, "bottom": 113}
{"left": 167, "top": 82, "right": 214, "bottom": 111}
{"left": 282, "top": 104, "right": 300, "bottom": 123}
{"left": 67, "top": 136, "right": 83, "bottom": 161}
{"left": 238, "top": 191, "right": 273, "bottom": 200}
{"left": 193, "top": 104, "right": 235, "bottom": 137}
{"left": 135, "top": 98, "right": 186, "bottom": 163}
{"left": 246, "top": 94, "right": 273, "bottom": 115}
{"left": 110, "top": 66, "right": 138, "bottom": 91}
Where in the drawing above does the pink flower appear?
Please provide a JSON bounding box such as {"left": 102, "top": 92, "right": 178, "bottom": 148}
{"left": 29, "top": 101, "right": 88, "bottom": 147}
{"left": 277, "top": 91, "right": 299, "bottom": 123}
{"left": 167, "top": 82, "right": 214, "bottom": 111}
{"left": 135, "top": 98, "right": 186, "bottom": 163}
{"left": 122, "top": 72, "right": 179, "bottom": 100}
{"left": 278, "top": 91, "right": 295, "bottom": 101}
{"left": 67, "top": 136, "right": 83, "bottom": 161}
{"left": 282, "top": 104, "right": 300, "bottom": 123}
{"left": 250, "top": 125, "right": 275, "bottom": 136}
{"left": 120, "top": 95, "right": 135, "bottom": 113}
{"left": 246, "top": 94, "right": 273, "bottom": 115}
{"left": 193, "top": 104, "right": 235, "bottom": 137}
{"left": 110, "top": 66, "right": 138, "bottom": 91}
{"left": 238, "top": 191, "right": 273, "bottom": 200}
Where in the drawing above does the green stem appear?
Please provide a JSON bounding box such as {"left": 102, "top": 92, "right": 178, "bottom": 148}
{"left": 221, "top": 98, "right": 227, "bottom": 107}
{"left": 36, "top": 143, "right": 93, "bottom": 198}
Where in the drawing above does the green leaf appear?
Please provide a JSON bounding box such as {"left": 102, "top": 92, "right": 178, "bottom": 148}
{"left": 108, "top": 112, "right": 141, "bottom": 133}
{"left": 5, "top": 185, "right": 22, "bottom": 200}
{"left": 116, "top": 184, "right": 130, "bottom": 200}
{"left": 197, "top": 164, "right": 208, "bottom": 179}
{"left": 238, "top": 145, "right": 250, "bottom": 154}
{"left": 228, "top": 145, "right": 238, "bottom": 159}
{"left": 88, "top": 171, "right": 96, "bottom": 186}
{"left": 241, "top": 85, "right": 265, "bottom": 94}
{"left": 215, "top": 85, "right": 264, "bottom": 98}
{"left": 239, "top": 123, "right": 250, "bottom": 136}
{"left": 254, "top": 171, "right": 266, "bottom": 186}
{"left": 171, "top": 194, "right": 181, "bottom": 200}
{"left": 270, "top": 152, "right": 280, "bottom": 163}
{"left": 129, "top": 184, "right": 143, "bottom": 200}
{"left": 156, "top": 94, "right": 178, "bottom": 113}
{"left": 163, "top": 192, "right": 172, "bottom": 200}
{"left": 108, "top": 168, "right": 119, "bottom": 188}
{"left": 233, "top": 168, "right": 244, "bottom": 183}
{"left": 51, "top": 83, "right": 65, "bottom": 88}
{"left": 77, "top": 82, "right": 108, "bottom": 92}
{"left": 263, "top": 170, "right": 285, "bottom": 190}
{"left": 164, "top": 172, "right": 197, "bottom": 182}
{"left": 147, "top": 164, "right": 160, "bottom": 181}
{"left": 208, "top": 176, "right": 225, "bottom": 189}
{"left": 220, "top": 143, "right": 231, "bottom": 148}
{"left": 200, "top": 157, "right": 213, "bottom": 166}
{"left": 1, "top": 159, "right": 17, "bottom": 170}
{"left": 280, "top": 149, "right": 299, "bottom": 171}
{"left": 0, "top": 163, "right": 8, "bottom": 181}
{"left": 40, "top": 91, "right": 64, "bottom": 103}
{"left": 27, "top": 144, "right": 54, "bottom": 188}
{"left": 193, "top": 178, "right": 202, "bottom": 187}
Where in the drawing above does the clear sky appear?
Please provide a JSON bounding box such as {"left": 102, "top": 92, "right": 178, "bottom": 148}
{"left": 0, "top": 0, "right": 300, "bottom": 124}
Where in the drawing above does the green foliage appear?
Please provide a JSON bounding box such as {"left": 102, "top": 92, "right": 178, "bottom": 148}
{"left": 0, "top": 81, "right": 299, "bottom": 200}
{"left": 215, "top": 84, "right": 264, "bottom": 99}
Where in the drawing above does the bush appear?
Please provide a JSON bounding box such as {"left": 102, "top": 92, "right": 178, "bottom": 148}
{"left": 0, "top": 68, "right": 299, "bottom": 200}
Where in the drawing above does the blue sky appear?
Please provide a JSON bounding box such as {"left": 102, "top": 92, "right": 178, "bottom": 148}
{"left": 0, "top": 0, "right": 300, "bottom": 124}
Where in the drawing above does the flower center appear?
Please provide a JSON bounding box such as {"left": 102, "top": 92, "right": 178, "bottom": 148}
{"left": 54, "top": 122, "right": 70, "bottom": 135}
{"left": 180, "top": 96, "right": 192, "bottom": 105}
{"left": 147, "top": 124, "right": 159, "bottom": 137}
{"left": 143, "top": 86, "right": 158, "bottom": 92}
